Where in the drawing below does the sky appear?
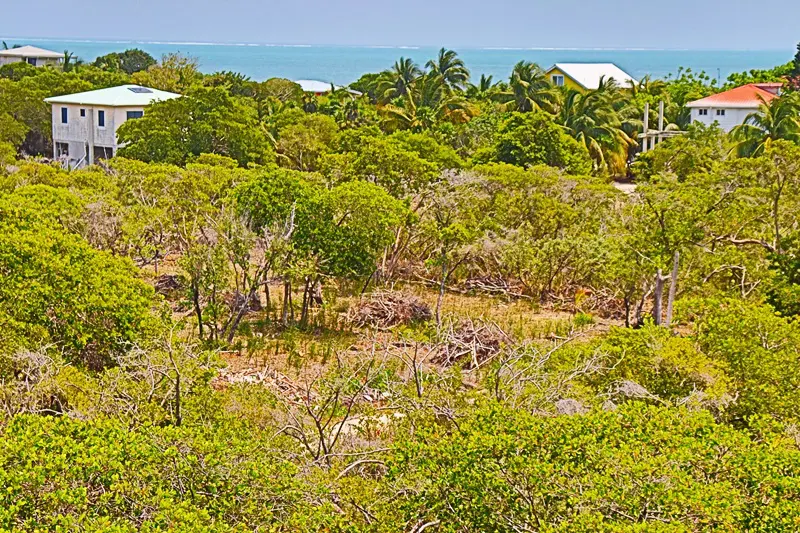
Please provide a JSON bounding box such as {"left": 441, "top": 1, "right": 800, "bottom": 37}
{"left": 2, "top": 0, "right": 799, "bottom": 50}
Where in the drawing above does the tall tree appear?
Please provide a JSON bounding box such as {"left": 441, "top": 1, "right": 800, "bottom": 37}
{"left": 731, "top": 93, "right": 800, "bottom": 157}
{"left": 379, "top": 57, "right": 422, "bottom": 101}
{"left": 93, "top": 49, "right": 156, "bottom": 75}
{"left": 426, "top": 48, "right": 470, "bottom": 91}
{"left": 62, "top": 51, "right": 83, "bottom": 73}
{"left": 466, "top": 74, "right": 496, "bottom": 99}
{"left": 558, "top": 77, "right": 635, "bottom": 174}
{"left": 380, "top": 73, "right": 476, "bottom": 131}
{"left": 494, "top": 61, "right": 558, "bottom": 113}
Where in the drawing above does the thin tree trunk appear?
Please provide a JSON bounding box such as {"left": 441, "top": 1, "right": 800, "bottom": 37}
{"left": 412, "top": 343, "right": 423, "bottom": 398}
{"left": 174, "top": 372, "right": 181, "bottom": 426}
{"left": 360, "top": 269, "right": 376, "bottom": 296}
{"left": 436, "top": 255, "right": 448, "bottom": 327}
{"left": 300, "top": 278, "right": 311, "bottom": 326}
{"left": 653, "top": 269, "right": 664, "bottom": 326}
{"left": 226, "top": 287, "right": 259, "bottom": 344}
{"left": 264, "top": 283, "right": 271, "bottom": 316}
{"left": 282, "top": 281, "right": 291, "bottom": 326}
{"left": 311, "top": 278, "right": 323, "bottom": 306}
{"left": 624, "top": 294, "right": 631, "bottom": 328}
{"left": 773, "top": 194, "right": 782, "bottom": 254}
{"left": 209, "top": 284, "right": 219, "bottom": 341}
{"left": 289, "top": 285, "right": 295, "bottom": 322}
{"left": 665, "top": 251, "right": 679, "bottom": 327}
{"left": 192, "top": 282, "right": 204, "bottom": 341}
{"left": 168, "top": 347, "right": 181, "bottom": 427}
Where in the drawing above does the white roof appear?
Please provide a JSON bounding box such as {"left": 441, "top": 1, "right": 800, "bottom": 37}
{"left": 0, "top": 45, "right": 64, "bottom": 59}
{"left": 45, "top": 85, "right": 182, "bottom": 107}
{"left": 548, "top": 63, "right": 637, "bottom": 90}
{"left": 295, "top": 79, "right": 340, "bottom": 93}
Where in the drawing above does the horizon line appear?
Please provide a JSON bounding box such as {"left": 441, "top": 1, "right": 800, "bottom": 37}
{"left": 1, "top": 36, "right": 790, "bottom": 53}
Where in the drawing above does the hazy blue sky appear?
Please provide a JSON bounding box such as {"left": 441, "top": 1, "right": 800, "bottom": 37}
{"left": 2, "top": 0, "right": 798, "bottom": 50}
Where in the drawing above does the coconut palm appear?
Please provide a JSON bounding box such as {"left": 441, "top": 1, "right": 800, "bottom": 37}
{"left": 426, "top": 48, "right": 470, "bottom": 91}
{"left": 466, "top": 74, "right": 497, "bottom": 99}
{"left": 731, "top": 94, "right": 800, "bottom": 157}
{"left": 627, "top": 75, "right": 668, "bottom": 99}
{"left": 558, "top": 78, "right": 636, "bottom": 174}
{"left": 324, "top": 86, "right": 368, "bottom": 128}
{"left": 62, "top": 50, "right": 84, "bottom": 72}
{"left": 378, "top": 57, "right": 423, "bottom": 101}
{"left": 381, "top": 73, "right": 476, "bottom": 131}
{"left": 494, "top": 61, "right": 558, "bottom": 113}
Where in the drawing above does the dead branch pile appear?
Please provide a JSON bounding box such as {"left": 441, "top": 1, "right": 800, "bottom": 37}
{"left": 608, "top": 380, "right": 660, "bottom": 402}
{"left": 211, "top": 365, "right": 310, "bottom": 402}
{"left": 460, "top": 276, "right": 528, "bottom": 298}
{"left": 555, "top": 398, "right": 587, "bottom": 415}
{"left": 349, "top": 291, "right": 432, "bottom": 329}
{"left": 581, "top": 287, "right": 627, "bottom": 320}
{"left": 431, "top": 318, "right": 513, "bottom": 369}
{"left": 224, "top": 291, "right": 263, "bottom": 313}
{"left": 153, "top": 274, "right": 183, "bottom": 296}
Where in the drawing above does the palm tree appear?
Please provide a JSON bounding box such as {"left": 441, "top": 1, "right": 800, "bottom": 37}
{"left": 731, "top": 94, "right": 800, "bottom": 157}
{"left": 62, "top": 50, "right": 84, "bottom": 72}
{"left": 627, "top": 75, "right": 667, "bottom": 99}
{"left": 378, "top": 57, "right": 423, "bottom": 101}
{"left": 558, "top": 77, "right": 635, "bottom": 174}
{"left": 466, "top": 74, "right": 496, "bottom": 99}
{"left": 325, "top": 86, "right": 366, "bottom": 128}
{"left": 381, "top": 73, "right": 476, "bottom": 131}
{"left": 494, "top": 61, "right": 558, "bottom": 113}
{"left": 426, "top": 48, "right": 470, "bottom": 91}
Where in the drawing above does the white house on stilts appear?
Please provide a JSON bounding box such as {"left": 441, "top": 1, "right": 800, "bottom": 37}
{"left": 44, "top": 84, "right": 181, "bottom": 168}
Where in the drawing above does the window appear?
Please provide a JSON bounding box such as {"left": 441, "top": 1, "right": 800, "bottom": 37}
{"left": 61, "top": 107, "right": 68, "bottom": 124}
{"left": 98, "top": 110, "right": 105, "bottom": 128}
{"left": 26, "top": 57, "right": 37, "bottom": 66}
{"left": 94, "top": 146, "right": 114, "bottom": 161}
{"left": 716, "top": 109, "right": 726, "bottom": 116}
{"left": 552, "top": 75, "right": 564, "bottom": 87}
{"left": 126, "top": 110, "right": 144, "bottom": 120}
{"left": 80, "top": 109, "right": 86, "bottom": 117}
{"left": 698, "top": 109, "right": 708, "bottom": 116}
{"left": 56, "top": 142, "right": 69, "bottom": 157}
{"left": 128, "top": 87, "right": 153, "bottom": 94}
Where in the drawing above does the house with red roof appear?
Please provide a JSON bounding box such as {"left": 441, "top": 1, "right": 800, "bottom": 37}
{"left": 685, "top": 83, "right": 782, "bottom": 132}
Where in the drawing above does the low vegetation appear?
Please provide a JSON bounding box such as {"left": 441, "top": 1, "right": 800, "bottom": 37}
{"left": 2, "top": 44, "right": 800, "bottom": 531}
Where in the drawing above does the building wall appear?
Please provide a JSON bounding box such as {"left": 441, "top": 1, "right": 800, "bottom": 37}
{"left": 689, "top": 107, "right": 755, "bottom": 132}
{"left": 545, "top": 68, "right": 585, "bottom": 92}
{"left": 51, "top": 104, "right": 146, "bottom": 166}
{"left": 0, "top": 56, "right": 62, "bottom": 67}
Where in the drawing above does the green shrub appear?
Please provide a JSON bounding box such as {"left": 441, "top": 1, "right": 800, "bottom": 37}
{"left": 386, "top": 403, "right": 800, "bottom": 532}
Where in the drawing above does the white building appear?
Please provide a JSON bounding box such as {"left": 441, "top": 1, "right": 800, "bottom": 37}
{"left": 295, "top": 79, "right": 360, "bottom": 96}
{"left": 685, "top": 83, "right": 782, "bottom": 132}
{"left": 545, "top": 63, "right": 637, "bottom": 91}
{"left": 0, "top": 45, "right": 64, "bottom": 67}
{"left": 44, "top": 85, "right": 181, "bottom": 168}
{"left": 295, "top": 79, "right": 339, "bottom": 94}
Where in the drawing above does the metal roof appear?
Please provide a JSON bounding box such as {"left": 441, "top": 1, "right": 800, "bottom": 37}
{"left": 0, "top": 45, "right": 64, "bottom": 59}
{"left": 45, "top": 85, "right": 182, "bottom": 107}
{"left": 548, "top": 63, "right": 637, "bottom": 90}
{"left": 685, "top": 84, "right": 777, "bottom": 109}
{"left": 295, "top": 79, "right": 339, "bottom": 93}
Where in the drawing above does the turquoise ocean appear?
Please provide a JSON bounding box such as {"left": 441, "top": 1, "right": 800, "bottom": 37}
{"left": 3, "top": 38, "right": 792, "bottom": 85}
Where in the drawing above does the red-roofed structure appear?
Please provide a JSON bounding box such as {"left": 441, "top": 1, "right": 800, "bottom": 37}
{"left": 686, "top": 83, "right": 784, "bottom": 132}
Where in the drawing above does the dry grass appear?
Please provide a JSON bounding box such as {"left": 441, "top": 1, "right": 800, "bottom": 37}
{"left": 140, "top": 264, "right": 621, "bottom": 386}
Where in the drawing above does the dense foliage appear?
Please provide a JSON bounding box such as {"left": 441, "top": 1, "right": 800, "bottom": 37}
{"left": 2, "top": 44, "right": 800, "bottom": 531}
